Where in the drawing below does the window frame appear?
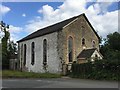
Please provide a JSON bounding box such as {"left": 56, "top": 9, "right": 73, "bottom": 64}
{"left": 82, "top": 38, "right": 85, "bottom": 45}
{"left": 92, "top": 40, "right": 96, "bottom": 48}
{"left": 31, "top": 42, "right": 35, "bottom": 65}
{"left": 43, "top": 39, "right": 47, "bottom": 66}
{"left": 68, "top": 36, "right": 73, "bottom": 63}
{"left": 23, "top": 44, "right": 27, "bottom": 66}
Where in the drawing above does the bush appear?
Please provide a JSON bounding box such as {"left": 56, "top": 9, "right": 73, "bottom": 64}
{"left": 71, "top": 59, "right": 119, "bottom": 81}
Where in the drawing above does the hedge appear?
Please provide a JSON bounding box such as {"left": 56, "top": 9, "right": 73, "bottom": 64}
{"left": 70, "top": 59, "right": 119, "bottom": 80}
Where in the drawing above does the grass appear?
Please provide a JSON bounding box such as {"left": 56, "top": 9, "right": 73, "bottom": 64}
{"left": 1, "top": 70, "right": 61, "bottom": 78}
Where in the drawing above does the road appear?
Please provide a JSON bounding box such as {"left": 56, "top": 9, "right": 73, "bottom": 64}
{"left": 2, "top": 78, "right": 119, "bottom": 88}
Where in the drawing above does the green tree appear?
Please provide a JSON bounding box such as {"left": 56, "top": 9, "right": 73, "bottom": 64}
{"left": 8, "top": 41, "right": 17, "bottom": 59}
{"left": 100, "top": 32, "right": 120, "bottom": 60}
{"left": 0, "top": 21, "right": 10, "bottom": 69}
{"left": 107, "top": 32, "right": 120, "bottom": 51}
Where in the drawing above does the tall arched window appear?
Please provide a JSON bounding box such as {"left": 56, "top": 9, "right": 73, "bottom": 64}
{"left": 68, "top": 36, "right": 73, "bottom": 62}
{"left": 21, "top": 44, "right": 23, "bottom": 68}
{"left": 43, "top": 39, "right": 47, "bottom": 65}
{"left": 23, "top": 44, "right": 27, "bottom": 66}
{"left": 92, "top": 40, "right": 95, "bottom": 48}
{"left": 82, "top": 38, "right": 85, "bottom": 45}
{"left": 31, "top": 42, "right": 35, "bottom": 65}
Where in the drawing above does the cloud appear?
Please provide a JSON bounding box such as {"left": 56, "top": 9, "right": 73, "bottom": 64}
{"left": 9, "top": 25, "right": 23, "bottom": 34}
{"left": 26, "top": 0, "right": 86, "bottom": 33}
{"left": 23, "top": 0, "right": 119, "bottom": 39}
{"left": 94, "top": 2, "right": 113, "bottom": 14}
{"left": 9, "top": 25, "right": 23, "bottom": 42}
{"left": 22, "top": 13, "right": 26, "bottom": 17}
{"left": 0, "top": 4, "right": 11, "bottom": 16}
{"left": 85, "top": 3, "right": 118, "bottom": 37}
{"left": 0, "top": 25, "right": 23, "bottom": 42}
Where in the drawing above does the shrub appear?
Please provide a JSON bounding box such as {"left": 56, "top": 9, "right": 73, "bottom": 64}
{"left": 71, "top": 59, "right": 119, "bottom": 80}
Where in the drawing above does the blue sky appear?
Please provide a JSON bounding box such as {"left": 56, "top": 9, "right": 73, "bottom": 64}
{"left": 2, "top": 2, "right": 63, "bottom": 26}
{"left": 0, "top": 1, "right": 119, "bottom": 42}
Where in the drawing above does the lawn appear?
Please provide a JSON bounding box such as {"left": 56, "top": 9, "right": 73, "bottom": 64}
{"left": 1, "top": 70, "right": 61, "bottom": 78}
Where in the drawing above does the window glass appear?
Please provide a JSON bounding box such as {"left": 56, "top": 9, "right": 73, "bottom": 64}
{"left": 68, "top": 36, "right": 73, "bottom": 62}
{"left": 43, "top": 39, "right": 47, "bottom": 65}
{"left": 31, "top": 42, "right": 35, "bottom": 65}
{"left": 24, "top": 44, "right": 26, "bottom": 66}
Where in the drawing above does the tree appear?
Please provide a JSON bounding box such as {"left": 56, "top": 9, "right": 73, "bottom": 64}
{"left": 8, "top": 41, "right": 17, "bottom": 59}
{"left": 107, "top": 32, "right": 120, "bottom": 51}
{"left": 100, "top": 32, "right": 120, "bottom": 60}
{"left": 0, "top": 21, "right": 10, "bottom": 69}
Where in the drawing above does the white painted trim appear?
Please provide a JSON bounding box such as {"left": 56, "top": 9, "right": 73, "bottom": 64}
{"left": 63, "top": 18, "right": 79, "bottom": 29}
{"left": 95, "top": 49, "right": 104, "bottom": 58}
{"left": 91, "top": 50, "right": 103, "bottom": 59}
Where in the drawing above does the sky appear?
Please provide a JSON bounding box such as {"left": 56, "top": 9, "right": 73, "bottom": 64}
{"left": 0, "top": 0, "right": 119, "bottom": 42}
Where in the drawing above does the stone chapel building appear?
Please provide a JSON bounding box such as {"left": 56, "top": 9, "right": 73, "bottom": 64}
{"left": 17, "top": 13, "right": 103, "bottom": 74}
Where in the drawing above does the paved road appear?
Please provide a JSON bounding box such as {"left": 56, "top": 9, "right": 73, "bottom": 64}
{"left": 2, "top": 78, "right": 119, "bottom": 88}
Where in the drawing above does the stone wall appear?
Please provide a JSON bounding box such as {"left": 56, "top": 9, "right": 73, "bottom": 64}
{"left": 58, "top": 15, "right": 99, "bottom": 65}
{"left": 18, "top": 32, "right": 61, "bottom": 73}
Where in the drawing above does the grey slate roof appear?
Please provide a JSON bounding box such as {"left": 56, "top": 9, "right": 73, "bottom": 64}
{"left": 77, "top": 48, "right": 96, "bottom": 59}
{"left": 17, "top": 13, "right": 100, "bottom": 42}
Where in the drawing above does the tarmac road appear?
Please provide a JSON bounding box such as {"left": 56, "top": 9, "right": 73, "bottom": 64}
{"left": 2, "top": 78, "right": 119, "bottom": 88}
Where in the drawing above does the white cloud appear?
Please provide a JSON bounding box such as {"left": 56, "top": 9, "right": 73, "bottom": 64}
{"left": 95, "top": 2, "right": 113, "bottom": 14}
{"left": 9, "top": 25, "right": 23, "bottom": 34}
{"left": 0, "top": 25, "right": 23, "bottom": 42}
{"left": 9, "top": 25, "right": 23, "bottom": 42}
{"left": 85, "top": 3, "right": 118, "bottom": 38}
{"left": 26, "top": 0, "right": 86, "bottom": 33}
{"left": 0, "top": 4, "right": 11, "bottom": 16}
{"left": 24, "top": 0, "right": 118, "bottom": 39}
{"left": 22, "top": 13, "right": 26, "bottom": 17}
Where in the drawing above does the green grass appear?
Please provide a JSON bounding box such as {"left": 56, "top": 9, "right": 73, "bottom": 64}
{"left": 1, "top": 70, "right": 61, "bottom": 78}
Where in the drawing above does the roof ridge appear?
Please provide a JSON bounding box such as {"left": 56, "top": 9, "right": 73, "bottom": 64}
{"left": 17, "top": 13, "right": 100, "bottom": 43}
{"left": 36, "top": 13, "right": 84, "bottom": 32}
{"left": 17, "top": 14, "right": 83, "bottom": 42}
{"left": 77, "top": 48, "right": 97, "bottom": 59}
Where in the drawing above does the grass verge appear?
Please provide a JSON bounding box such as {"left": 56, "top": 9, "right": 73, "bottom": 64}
{"left": 1, "top": 70, "right": 61, "bottom": 78}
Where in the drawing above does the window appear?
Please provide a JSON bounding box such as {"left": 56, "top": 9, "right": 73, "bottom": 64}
{"left": 95, "top": 54, "right": 98, "bottom": 60}
{"left": 92, "top": 40, "right": 95, "bottom": 48}
{"left": 31, "top": 42, "right": 35, "bottom": 65}
{"left": 68, "top": 36, "right": 73, "bottom": 62}
{"left": 21, "top": 44, "right": 23, "bottom": 68}
{"left": 43, "top": 39, "right": 47, "bottom": 65}
{"left": 82, "top": 38, "right": 85, "bottom": 45}
{"left": 23, "top": 44, "right": 27, "bottom": 66}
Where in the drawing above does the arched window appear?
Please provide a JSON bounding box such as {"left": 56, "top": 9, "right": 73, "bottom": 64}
{"left": 21, "top": 44, "right": 23, "bottom": 68}
{"left": 82, "top": 38, "right": 85, "bottom": 45}
{"left": 68, "top": 36, "right": 73, "bottom": 62}
{"left": 92, "top": 40, "right": 95, "bottom": 48}
{"left": 31, "top": 42, "right": 35, "bottom": 65}
{"left": 23, "top": 44, "right": 27, "bottom": 66}
{"left": 43, "top": 39, "right": 47, "bottom": 65}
